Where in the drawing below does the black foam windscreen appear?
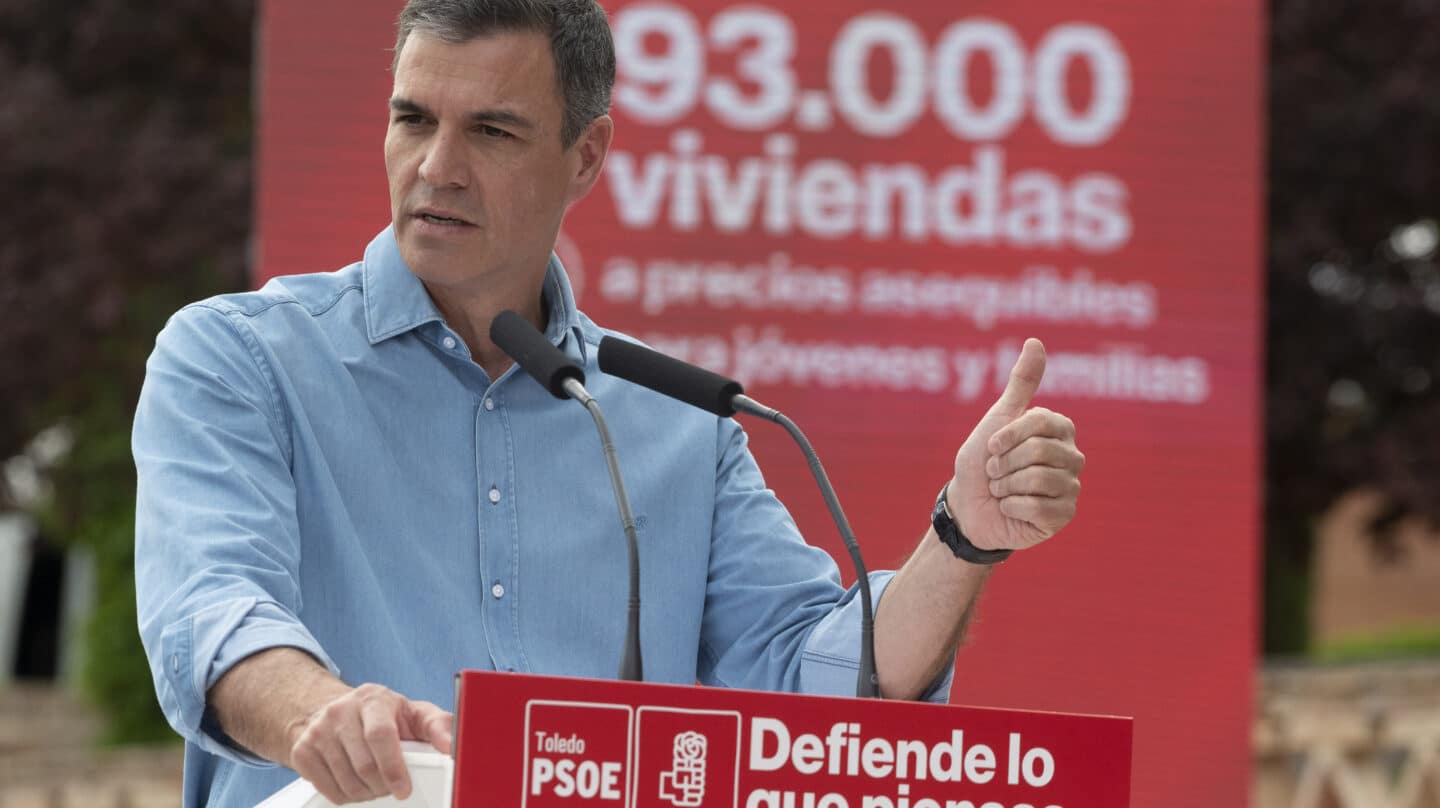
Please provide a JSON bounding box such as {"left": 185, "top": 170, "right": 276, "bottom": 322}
{"left": 598, "top": 336, "right": 744, "bottom": 417}
{"left": 489, "top": 310, "right": 585, "bottom": 399}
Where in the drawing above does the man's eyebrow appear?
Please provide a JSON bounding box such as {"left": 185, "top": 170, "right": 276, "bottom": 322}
{"left": 388, "top": 97, "right": 536, "bottom": 130}
{"left": 468, "top": 109, "right": 537, "bottom": 130}
{"left": 389, "top": 97, "right": 430, "bottom": 116}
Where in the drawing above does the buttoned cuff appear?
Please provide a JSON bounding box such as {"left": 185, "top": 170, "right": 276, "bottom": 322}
{"left": 156, "top": 597, "right": 341, "bottom": 765}
{"left": 798, "top": 571, "right": 956, "bottom": 704}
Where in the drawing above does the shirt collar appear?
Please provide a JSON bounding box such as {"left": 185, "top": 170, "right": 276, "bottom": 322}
{"left": 362, "top": 226, "right": 587, "bottom": 360}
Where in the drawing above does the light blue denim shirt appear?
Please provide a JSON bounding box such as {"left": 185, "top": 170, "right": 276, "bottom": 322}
{"left": 133, "top": 227, "right": 953, "bottom": 808}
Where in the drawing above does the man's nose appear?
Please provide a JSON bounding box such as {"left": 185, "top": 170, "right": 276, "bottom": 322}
{"left": 418, "top": 131, "right": 469, "bottom": 188}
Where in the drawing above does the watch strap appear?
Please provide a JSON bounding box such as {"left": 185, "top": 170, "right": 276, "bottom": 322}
{"left": 932, "top": 483, "right": 1013, "bottom": 565}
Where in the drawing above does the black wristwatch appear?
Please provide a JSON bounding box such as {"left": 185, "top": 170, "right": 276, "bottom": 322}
{"left": 932, "top": 483, "right": 1012, "bottom": 565}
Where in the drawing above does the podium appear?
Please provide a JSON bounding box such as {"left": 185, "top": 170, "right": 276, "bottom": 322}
{"left": 453, "top": 671, "right": 1132, "bottom": 808}
{"left": 258, "top": 671, "right": 1131, "bottom": 807}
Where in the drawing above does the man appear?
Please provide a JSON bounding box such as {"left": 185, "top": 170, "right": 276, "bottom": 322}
{"left": 133, "top": 1, "right": 1084, "bottom": 806}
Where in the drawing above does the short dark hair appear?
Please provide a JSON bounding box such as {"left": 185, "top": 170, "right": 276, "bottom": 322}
{"left": 394, "top": 0, "right": 615, "bottom": 147}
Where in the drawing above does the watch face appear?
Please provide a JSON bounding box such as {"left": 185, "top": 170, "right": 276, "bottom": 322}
{"left": 931, "top": 497, "right": 950, "bottom": 532}
{"left": 933, "top": 486, "right": 951, "bottom": 520}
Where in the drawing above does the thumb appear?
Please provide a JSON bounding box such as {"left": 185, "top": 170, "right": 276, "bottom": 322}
{"left": 986, "top": 338, "right": 1046, "bottom": 418}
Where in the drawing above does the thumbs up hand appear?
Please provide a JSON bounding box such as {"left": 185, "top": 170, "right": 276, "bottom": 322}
{"left": 949, "top": 339, "right": 1085, "bottom": 554}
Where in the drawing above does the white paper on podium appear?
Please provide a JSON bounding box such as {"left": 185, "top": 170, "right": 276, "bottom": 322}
{"left": 255, "top": 741, "right": 454, "bottom": 808}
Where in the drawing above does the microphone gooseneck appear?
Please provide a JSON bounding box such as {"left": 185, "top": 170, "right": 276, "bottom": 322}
{"left": 763, "top": 408, "right": 877, "bottom": 700}
{"left": 490, "top": 315, "right": 643, "bottom": 682}
{"left": 598, "top": 337, "right": 879, "bottom": 698}
{"left": 561, "top": 377, "right": 644, "bottom": 683}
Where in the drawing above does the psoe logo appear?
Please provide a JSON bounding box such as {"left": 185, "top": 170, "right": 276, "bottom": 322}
{"left": 635, "top": 707, "right": 740, "bottom": 808}
{"left": 659, "top": 731, "right": 707, "bottom": 807}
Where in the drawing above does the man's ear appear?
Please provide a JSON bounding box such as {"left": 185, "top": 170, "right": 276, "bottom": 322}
{"left": 565, "top": 114, "right": 614, "bottom": 206}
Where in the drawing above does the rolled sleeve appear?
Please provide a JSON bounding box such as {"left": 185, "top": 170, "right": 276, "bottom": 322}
{"left": 798, "top": 571, "right": 955, "bottom": 704}
{"left": 134, "top": 304, "right": 334, "bottom": 764}
{"left": 698, "top": 419, "right": 844, "bottom": 692}
{"left": 158, "top": 599, "right": 341, "bottom": 764}
{"left": 700, "top": 419, "right": 954, "bottom": 703}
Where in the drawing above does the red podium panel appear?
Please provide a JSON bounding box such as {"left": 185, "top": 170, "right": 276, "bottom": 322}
{"left": 455, "top": 671, "right": 1131, "bottom": 808}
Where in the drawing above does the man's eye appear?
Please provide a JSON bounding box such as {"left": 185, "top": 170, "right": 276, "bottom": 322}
{"left": 395, "top": 114, "right": 426, "bottom": 126}
{"left": 479, "top": 125, "right": 513, "bottom": 139}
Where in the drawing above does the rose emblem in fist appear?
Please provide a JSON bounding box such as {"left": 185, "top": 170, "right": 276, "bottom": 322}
{"left": 675, "top": 732, "right": 706, "bottom": 762}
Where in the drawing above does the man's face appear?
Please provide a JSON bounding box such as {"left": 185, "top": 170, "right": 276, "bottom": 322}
{"left": 385, "top": 30, "right": 609, "bottom": 294}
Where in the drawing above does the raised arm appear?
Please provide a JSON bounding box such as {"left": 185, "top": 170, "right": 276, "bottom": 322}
{"left": 875, "top": 339, "right": 1085, "bottom": 699}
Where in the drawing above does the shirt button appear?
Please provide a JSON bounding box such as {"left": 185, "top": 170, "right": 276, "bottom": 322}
{"left": 484, "top": 398, "right": 495, "bottom": 411}
{"left": 488, "top": 486, "right": 501, "bottom": 504}
{"left": 442, "top": 336, "right": 457, "bottom": 350}
{"left": 491, "top": 582, "right": 506, "bottom": 599}
{"left": 170, "top": 655, "right": 179, "bottom": 674}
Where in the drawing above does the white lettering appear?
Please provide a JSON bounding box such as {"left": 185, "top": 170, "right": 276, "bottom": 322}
{"left": 933, "top": 147, "right": 1002, "bottom": 246}
{"left": 830, "top": 14, "right": 927, "bottom": 137}
{"left": 610, "top": 7, "right": 1132, "bottom": 147}
{"left": 604, "top": 140, "right": 1132, "bottom": 252}
{"left": 862, "top": 164, "right": 929, "bottom": 242}
{"left": 554, "top": 760, "right": 575, "bottom": 798}
{"left": 598, "top": 257, "right": 640, "bottom": 303}
{"left": 927, "top": 730, "right": 964, "bottom": 783}
{"left": 895, "top": 740, "right": 928, "bottom": 780}
{"left": 530, "top": 758, "right": 553, "bottom": 794}
{"left": 1022, "top": 746, "right": 1056, "bottom": 787}
{"left": 750, "top": 717, "right": 791, "bottom": 771}
{"left": 605, "top": 152, "right": 669, "bottom": 228}
{"left": 793, "top": 734, "right": 826, "bottom": 775}
{"left": 703, "top": 156, "right": 767, "bottom": 232}
{"left": 1004, "top": 171, "right": 1065, "bottom": 248}
{"left": 1033, "top": 24, "right": 1131, "bottom": 146}
{"left": 861, "top": 738, "right": 894, "bottom": 778}
{"left": 731, "top": 327, "right": 949, "bottom": 395}
{"left": 600, "top": 762, "right": 622, "bottom": 800}
{"left": 670, "top": 129, "right": 703, "bottom": 230}
{"left": 1070, "top": 174, "right": 1131, "bottom": 251}
{"left": 932, "top": 20, "right": 1026, "bottom": 141}
{"left": 795, "top": 160, "right": 859, "bottom": 239}
{"left": 763, "top": 134, "right": 795, "bottom": 234}
{"left": 951, "top": 351, "right": 991, "bottom": 401}
{"left": 529, "top": 757, "right": 622, "bottom": 800}
{"left": 611, "top": 5, "right": 703, "bottom": 123}
{"left": 746, "top": 790, "right": 781, "bottom": 808}
{"left": 963, "top": 742, "right": 995, "bottom": 784}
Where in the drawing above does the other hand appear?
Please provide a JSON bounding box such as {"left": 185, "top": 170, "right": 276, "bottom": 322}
{"left": 949, "top": 338, "right": 1085, "bottom": 552}
{"left": 285, "top": 683, "right": 454, "bottom": 805}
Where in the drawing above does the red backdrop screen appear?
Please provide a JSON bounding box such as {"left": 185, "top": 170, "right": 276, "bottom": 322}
{"left": 256, "top": 1, "right": 1262, "bottom": 805}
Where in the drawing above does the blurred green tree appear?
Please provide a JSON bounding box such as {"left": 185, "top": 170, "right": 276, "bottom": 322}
{"left": 0, "top": 0, "right": 253, "bottom": 740}
{"left": 1266, "top": 0, "right": 1440, "bottom": 653}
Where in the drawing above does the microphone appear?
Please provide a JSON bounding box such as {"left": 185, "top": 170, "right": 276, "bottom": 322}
{"left": 593, "top": 337, "right": 744, "bottom": 416}
{"left": 597, "top": 336, "right": 879, "bottom": 698}
{"left": 489, "top": 312, "right": 643, "bottom": 683}
{"left": 489, "top": 310, "right": 586, "bottom": 399}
